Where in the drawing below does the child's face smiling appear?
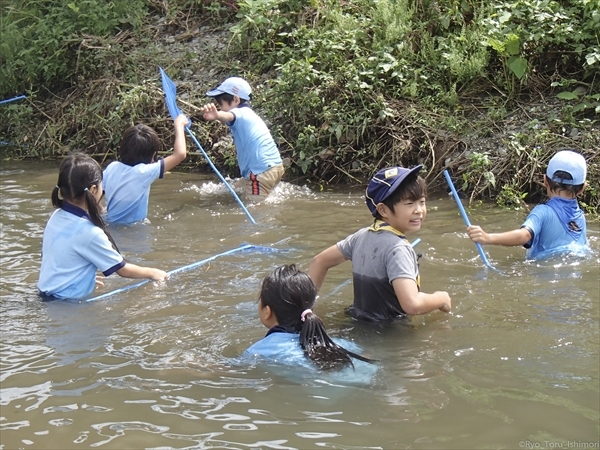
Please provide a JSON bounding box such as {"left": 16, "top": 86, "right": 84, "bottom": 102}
{"left": 378, "top": 196, "right": 427, "bottom": 233}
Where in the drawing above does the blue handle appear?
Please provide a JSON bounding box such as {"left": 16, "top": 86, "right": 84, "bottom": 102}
{"left": 0, "top": 95, "right": 26, "bottom": 105}
{"left": 185, "top": 128, "right": 256, "bottom": 224}
{"left": 443, "top": 170, "right": 500, "bottom": 272}
{"left": 85, "top": 244, "right": 267, "bottom": 302}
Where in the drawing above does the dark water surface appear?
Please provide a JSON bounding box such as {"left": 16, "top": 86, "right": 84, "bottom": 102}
{"left": 1, "top": 160, "right": 599, "bottom": 449}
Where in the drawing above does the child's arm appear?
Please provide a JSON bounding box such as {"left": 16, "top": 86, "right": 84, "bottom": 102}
{"left": 467, "top": 225, "right": 531, "bottom": 247}
{"left": 308, "top": 245, "right": 349, "bottom": 291}
{"left": 117, "top": 263, "right": 167, "bottom": 281}
{"left": 392, "top": 278, "right": 451, "bottom": 314}
{"left": 201, "top": 103, "right": 234, "bottom": 124}
{"left": 163, "top": 114, "right": 189, "bottom": 172}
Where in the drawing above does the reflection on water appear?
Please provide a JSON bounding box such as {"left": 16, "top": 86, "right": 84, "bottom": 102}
{"left": 1, "top": 161, "right": 598, "bottom": 448}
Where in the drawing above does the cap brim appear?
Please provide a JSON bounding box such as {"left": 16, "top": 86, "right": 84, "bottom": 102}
{"left": 205, "top": 88, "right": 223, "bottom": 97}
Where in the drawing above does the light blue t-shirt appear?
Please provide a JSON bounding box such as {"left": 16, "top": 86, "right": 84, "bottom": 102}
{"left": 521, "top": 198, "right": 589, "bottom": 260}
{"left": 37, "top": 203, "right": 125, "bottom": 300}
{"left": 227, "top": 105, "right": 282, "bottom": 179}
{"left": 243, "top": 330, "right": 377, "bottom": 386}
{"left": 103, "top": 160, "right": 164, "bottom": 224}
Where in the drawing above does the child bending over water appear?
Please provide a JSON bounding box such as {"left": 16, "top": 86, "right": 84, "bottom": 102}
{"left": 244, "top": 264, "right": 374, "bottom": 371}
{"left": 37, "top": 153, "right": 166, "bottom": 300}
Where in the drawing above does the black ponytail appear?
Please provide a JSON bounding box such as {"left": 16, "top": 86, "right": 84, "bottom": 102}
{"left": 54, "top": 153, "right": 120, "bottom": 253}
{"left": 260, "top": 264, "right": 375, "bottom": 371}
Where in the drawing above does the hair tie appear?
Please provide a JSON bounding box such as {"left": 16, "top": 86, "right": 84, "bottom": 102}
{"left": 83, "top": 187, "right": 89, "bottom": 192}
{"left": 300, "top": 309, "right": 313, "bottom": 322}
{"left": 55, "top": 185, "right": 60, "bottom": 190}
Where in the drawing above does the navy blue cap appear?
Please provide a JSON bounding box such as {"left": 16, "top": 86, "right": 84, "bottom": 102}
{"left": 365, "top": 165, "right": 423, "bottom": 216}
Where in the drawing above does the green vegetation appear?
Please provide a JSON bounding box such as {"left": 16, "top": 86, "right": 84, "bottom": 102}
{"left": 1, "top": 0, "right": 598, "bottom": 212}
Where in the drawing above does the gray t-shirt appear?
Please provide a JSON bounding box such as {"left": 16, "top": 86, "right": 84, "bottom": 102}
{"left": 337, "top": 227, "right": 419, "bottom": 321}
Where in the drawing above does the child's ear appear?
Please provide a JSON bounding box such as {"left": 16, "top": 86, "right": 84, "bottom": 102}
{"left": 263, "top": 305, "right": 273, "bottom": 320}
{"left": 577, "top": 182, "right": 587, "bottom": 195}
{"left": 375, "top": 203, "right": 389, "bottom": 218}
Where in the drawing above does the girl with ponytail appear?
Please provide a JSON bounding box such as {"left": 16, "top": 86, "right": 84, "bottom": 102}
{"left": 38, "top": 153, "right": 167, "bottom": 300}
{"left": 245, "top": 264, "right": 375, "bottom": 371}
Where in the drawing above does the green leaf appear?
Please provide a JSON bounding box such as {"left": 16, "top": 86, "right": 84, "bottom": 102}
{"left": 505, "top": 38, "right": 520, "bottom": 56}
{"left": 508, "top": 56, "right": 527, "bottom": 79}
{"left": 499, "top": 12, "right": 512, "bottom": 24}
{"left": 556, "top": 91, "right": 578, "bottom": 100}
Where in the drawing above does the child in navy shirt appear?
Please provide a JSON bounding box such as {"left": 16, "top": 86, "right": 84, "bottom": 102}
{"left": 467, "top": 149, "right": 589, "bottom": 260}
{"left": 103, "top": 114, "right": 188, "bottom": 224}
{"left": 38, "top": 153, "right": 166, "bottom": 300}
{"left": 202, "top": 77, "right": 284, "bottom": 197}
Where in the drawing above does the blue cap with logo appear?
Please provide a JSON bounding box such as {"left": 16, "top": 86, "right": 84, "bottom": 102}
{"left": 206, "top": 77, "right": 252, "bottom": 101}
{"left": 546, "top": 150, "right": 587, "bottom": 185}
{"left": 365, "top": 165, "right": 423, "bottom": 216}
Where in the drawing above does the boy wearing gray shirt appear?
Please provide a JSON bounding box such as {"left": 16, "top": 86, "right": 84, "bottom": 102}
{"left": 308, "top": 166, "right": 451, "bottom": 321}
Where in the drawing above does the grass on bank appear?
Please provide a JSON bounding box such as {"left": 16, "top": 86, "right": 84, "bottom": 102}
{"left": 0, "top": 0, "right": 598, "bottom": 212}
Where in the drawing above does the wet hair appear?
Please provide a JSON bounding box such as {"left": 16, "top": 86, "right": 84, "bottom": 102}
{"left": 119, "top": 124, "right": 161, "bottom": 166}
{"left": 375, "top": 174, "right": 427, "bottom": 220}
{"left": 52, "top": 152, "right": 119, "bottom": 252}
{"left": 212, "top": 92, "right": 249, "bottom": 107}
{"left": 259, "top": 264, "right": 375, "bottom": 371}
{"left": 545, "top": 171, "right": 584, "bottom": 197}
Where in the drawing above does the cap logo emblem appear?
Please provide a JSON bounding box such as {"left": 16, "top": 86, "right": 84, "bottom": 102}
{"left": 384, "top": 168, "right": 398, "bottom": 179}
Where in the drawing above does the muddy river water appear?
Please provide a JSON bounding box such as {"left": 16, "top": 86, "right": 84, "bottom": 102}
{"left": 1, "top": 160, "right": 598, "bottom": 449}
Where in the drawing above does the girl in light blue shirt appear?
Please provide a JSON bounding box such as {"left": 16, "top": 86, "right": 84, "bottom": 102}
{"left": 38, "top": 153, "right": 167, "bottom": 300}
{"left": 244, "top": 264, "right": 376, "bottom": 374}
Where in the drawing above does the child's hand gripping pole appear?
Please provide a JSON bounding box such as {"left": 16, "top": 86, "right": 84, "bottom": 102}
{"left": 443, "top": 169, "right": 501, "bottom": 273}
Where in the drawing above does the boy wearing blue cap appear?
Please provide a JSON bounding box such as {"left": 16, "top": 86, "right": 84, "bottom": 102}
{"left": 201, "top": 77, "right": 284, "bottom": 197}
{"left": 308, "top": 166, "right": 452, "bottom": 321}
{"left": 467, "top": 149, "right": 589, "bottom": 259}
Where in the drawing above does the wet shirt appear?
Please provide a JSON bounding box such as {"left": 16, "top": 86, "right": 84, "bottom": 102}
{"left": 103, "top": 160, "right": 164, "bottom": 224}
{"left": 226, "top": 105, "right": 282, "bottom": 179}
{"left": 37, "top": 203, "right": 125, "bottom": 299}
{"left": 336, "top": 223, "right": 419, "bottom": 321}
{"left": 243, "top": 327, "right": 376, "bottom": 385}
{"left": 521, "top": 197, "right": 589, "bottom": 260}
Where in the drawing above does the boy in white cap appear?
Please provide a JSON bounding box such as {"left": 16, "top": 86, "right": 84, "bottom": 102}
{"left": 467, "top": 149, "right": 589, "bottom": 259}
{"left": 308, "top": 166, "right": 452, "bottom": 321}
{"left": 201, "top": 77, "right": 284, "bottom": 197}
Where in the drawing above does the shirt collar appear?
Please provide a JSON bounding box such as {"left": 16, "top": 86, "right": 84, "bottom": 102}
{"left": 265, "top": 325, "right": 295, "bottom": 337}
{"left": 61, "top": 201, "right": 91, "bottom": 220}
{"left": 368, "top": 219, "right": 406, "bottom": 238}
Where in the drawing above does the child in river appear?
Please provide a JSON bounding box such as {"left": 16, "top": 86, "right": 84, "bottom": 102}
{"left": 103, "top": 114, "right": 189, "bottom": 224}
{"left": 37, "top": 153, "right": 167, "bottom": 300}
{"left": 467, "top": 149, "right": 589, "bottom": 260}
{"left": 308, "top": 166, "right": 452, "bottom": 321}
{"left": 244, "top": 264, "right": 374, "bottom": 371}
{"left": 202, "top": 77, "right": 284, "bottom": 197}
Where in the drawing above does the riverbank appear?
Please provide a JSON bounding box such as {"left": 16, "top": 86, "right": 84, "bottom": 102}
{"left": 1, "top": 5, "right": 598, "bottom": 213}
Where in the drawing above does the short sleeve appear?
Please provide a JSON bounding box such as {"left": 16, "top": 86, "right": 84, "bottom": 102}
{"left": 337, "top": 231, "right": 360, "bottom": 260}
{"left": 521, "top": 205, "right": 548, "bottom": 249}
{"left": 385, "top": 244, "right": 419, "bottom": 284}
{"left": 81, "top": 229, "right": 125, "bottom": 276}
{"left": 138, "top": 160, "right": 164, "bottom": 187}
